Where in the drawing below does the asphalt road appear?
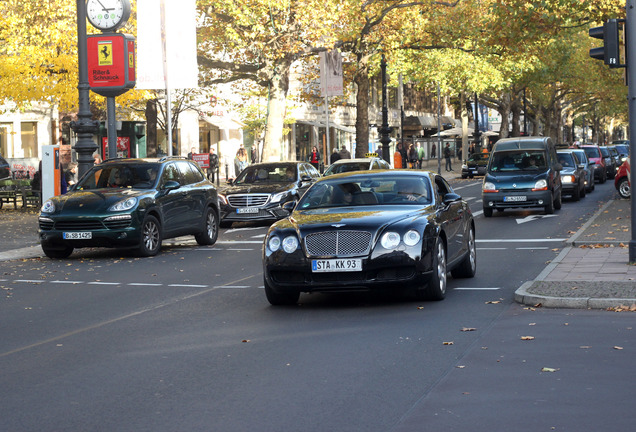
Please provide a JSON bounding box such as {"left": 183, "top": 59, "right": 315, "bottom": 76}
{"left": 1, "top": 178, "right": 634, "bottom": 431}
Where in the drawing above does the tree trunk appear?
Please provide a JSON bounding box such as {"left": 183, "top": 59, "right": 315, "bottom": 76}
{"left": 511, "top": 99, "right": 521, "bottom": 137}
{"left": 145, "top": 100, "right": 158, "bottom": 156}
{"left": 261, "top": 62, "right": 291, "bottom": 162}
{"left": 354, "top": 57, "right": 370, "bottom": 158}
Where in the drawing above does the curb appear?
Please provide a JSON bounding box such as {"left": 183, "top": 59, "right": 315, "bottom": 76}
{"left": 514, "top": 199, "right": 636, "bottom": 309}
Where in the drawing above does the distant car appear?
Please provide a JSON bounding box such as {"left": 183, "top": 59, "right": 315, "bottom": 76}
{"left": 262, "top": 170, "right": 476, "bottom": 305}
{"left": 581, "top": 144, "right": 607, "bottom": 183}
{"left": 482, "top": 136, "right": 562, "bottom": 216}
{"left": 218, "top": 162, "right": 320, "bottom": 228}
{"left": 599, "top": 146, "right": 617, "bottom": 179}
{"left": 39, "top": 158, "right": 219, "bottom": 258}
{"left": 461, "top": 152, "right": 490, "bottom": 178}
{"left": 570, "top": 148, "right": 595, "bottom": 193}
{"left": 557, "top": 150, "right": 586, "bottom": 201}
{"left": 615, "top": 159, "right": 631, "bottom": 199}
{"left": 610, "top": 144, "right": 629, "bottom": 164}
{"left": 322, "top": 157, "right": 391, "bottom": 176}
{"left": 0, "top": 155, "right": 10, "bottom": 180}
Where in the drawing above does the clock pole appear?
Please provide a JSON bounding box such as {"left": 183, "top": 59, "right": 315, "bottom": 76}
{"left": 71, "top": 0, "right": 99, "bottom": 178}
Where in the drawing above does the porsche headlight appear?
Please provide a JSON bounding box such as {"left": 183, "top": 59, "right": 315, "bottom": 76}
{"left": 380, "top": 232, "right": 400, "bottom": 249}
{"left": 268, "top": 236, "right": 281, "bottom": 252}
{"left": 270, "top": 191, "right": 288, "bottom": 204}
{"left": 403, "top": 230, "right": 421, "bottom": 246}
{"left": 41, "top": 200, "right": 55, "bottom": 213}
{"left": 282, "top": 235, "right": 299, "bottom": 253}
{"left": 109, "top": 197, "right": 137, "bottom": 212}
{"left": 533, "top": 179, "right": 547, "bottom": 191}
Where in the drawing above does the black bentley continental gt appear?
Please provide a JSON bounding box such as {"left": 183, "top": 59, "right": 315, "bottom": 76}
{"left": 262, "top": 170, "right": 476, "bottom": 305}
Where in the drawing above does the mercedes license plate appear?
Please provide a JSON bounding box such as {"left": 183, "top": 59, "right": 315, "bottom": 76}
{"left": 63, "top": 232, "right": 92, "bottom": 240}
{"left": 312, "top": 258, "right": 362, "bottom": 272}
{"left": 237, "top": 207, "right": 259, "bottom": 214}
{"left": 504, "top": 196, "right": 527, "bottom": 202}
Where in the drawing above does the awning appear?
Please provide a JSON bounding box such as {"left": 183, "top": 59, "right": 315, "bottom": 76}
{"left": 298, "top": 120, "right": 356, "bottom": 134}
{"left": 405, "top": 115, "right": 456, "bottom": 129}
{"left": 439, "top": 127, "right": 475, "bottom": 137}
{"left": 200, "top": 115, "right": 245, "bottom": 130}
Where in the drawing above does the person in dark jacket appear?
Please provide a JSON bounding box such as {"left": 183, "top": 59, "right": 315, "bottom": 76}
{"left": 330, "top": 147, "right": 341, "bottom": 164}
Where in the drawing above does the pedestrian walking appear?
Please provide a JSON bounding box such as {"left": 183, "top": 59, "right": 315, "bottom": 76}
{"left": 330, "top": 147, "right": 341, "bottom": 164}
{"left": 444, "top": 143, "right": 453, "bottom": 171}
{"left": 236, "top": 143, "right": 248, "bottom": 173}
{"left": 338, "top": 146, "right": 351, "bottom": 160}
{"left": 308, "top": 146, "right": 321, "bottom": 170}
{"left": 431, "top": 143, "right": 436, "bottom": 159}
{"left": 207, "top": 147, "right": 219, "bottom": 182}
{"left": 417, "top": 142, "right": 426, "bottom": 169}
{"left": 407, "top": 143, "right": 418, "bottom": 169}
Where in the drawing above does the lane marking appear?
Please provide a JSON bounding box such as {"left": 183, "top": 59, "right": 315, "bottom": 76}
{"left": 516, "top": 247, "right": 550, "bottom": 250}
{"left": 88, "top": 282, "right": 120, "bottom": 285}
{"left": 168, "top": 284, "right": 209, "bottom": 288}
{"left": 50, "top": 280, "right": 84, "bottom": 284}
{"left": 14, "top": 280, "right": 44, "bottom": 284}
{"left": 127, "top": 283, "right": 163, "bottom": 287}
{"left": 454, "top": 287, "right": 501, "bottom": 291}
{"left": 477, "top": 238, "right": 565, "bottom": 243}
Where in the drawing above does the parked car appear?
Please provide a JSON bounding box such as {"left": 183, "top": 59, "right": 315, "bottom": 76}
{"left": 610, "top": 144, "right": 630, "bottom": 164}
{"left": 262, "top": 170, "right": 476, "bottom": 305}
{"left": 581, "top": 144, "right": 607, "bottom": 183}
{"left": 606, "top": 145, "right": 621, "bottom": 169}
{"left": 557, "top": 150, "right": 586, "bottom": 201}
{"left": 218, "top": 162, "right": 320, "bottom": 228}
{"left": 461, "top": 152, "right": 490, "bottom": 178}
{"left": 322, "top": 157, "right": 391, "bottom": 176}
{"left": 569, "top": 148, "right": 595, "bottom": 193}
{"left": 39, "top": 157, "right": 219, "bottom": 258}
{"left": 482, "top": 136, "right": 562, "bottom": 217}
{"left": 599, "top": 146, "right": 617, "bottom": 179}
{"left": 0, "top": 155, "right": 10, "bottom": 180}
{"left": 615, "top": 159, "right": 631, "bottom": 199}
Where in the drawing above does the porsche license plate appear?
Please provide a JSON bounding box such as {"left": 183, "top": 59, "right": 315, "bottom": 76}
{"left": 63, "top": 232, "right": 92, "bottom": 240}
{"left": 237, "top": 207, "right": 259, "bottom": 214}
{"left": 312, "top": 258, "right": 362, "bottom": 272}
{"left": 504, "top": 196, "right": 526, "bottom": 202}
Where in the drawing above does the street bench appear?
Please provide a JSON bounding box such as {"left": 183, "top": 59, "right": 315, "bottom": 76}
{"left": 0, "top": 179, "right": 39, "bottom": 209}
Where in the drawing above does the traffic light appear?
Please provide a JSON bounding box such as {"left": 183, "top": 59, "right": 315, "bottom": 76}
{"left": 589, "top": 19, "right": 625, "bottom": 68}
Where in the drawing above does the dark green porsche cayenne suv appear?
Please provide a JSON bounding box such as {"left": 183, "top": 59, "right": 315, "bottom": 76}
{"left": 39, "top": 157, "right": 219, "bottom": 258}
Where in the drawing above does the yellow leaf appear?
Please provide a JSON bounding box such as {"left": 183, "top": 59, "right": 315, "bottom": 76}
{"left": 521, "top": 336, "right": 535, "bottom": 340}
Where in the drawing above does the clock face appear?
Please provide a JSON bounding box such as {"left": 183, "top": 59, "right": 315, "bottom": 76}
{"left": 86, "top": 0, "right": 131, "bottom": 31}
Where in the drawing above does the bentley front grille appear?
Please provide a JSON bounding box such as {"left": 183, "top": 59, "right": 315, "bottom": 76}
{"left": 305, "top": 230, "right": 372, "bottom": 257}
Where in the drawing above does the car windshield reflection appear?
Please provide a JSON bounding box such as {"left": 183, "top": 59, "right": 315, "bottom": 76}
{"left": 76, "top": 164, "right": 161, "bottom": 190}
{"left": 235, "top": 164, "right": 297, "bottom": 184}
{"left": 489, "top": 150, "right": 548, "bottom": 172}
{"left": 298, "top": 176, "right": 432, "bottom": 209}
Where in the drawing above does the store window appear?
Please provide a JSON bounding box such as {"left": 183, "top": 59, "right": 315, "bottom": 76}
{"left": 1, "top": 123, "right": 13, "bottom": 157}
{"left": 21, "top": 122, "right": 38, "bottom": 158}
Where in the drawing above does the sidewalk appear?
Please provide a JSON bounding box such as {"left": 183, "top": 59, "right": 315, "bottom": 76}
{"left": 515, "top": 198, "right": 636, "bottom": 309}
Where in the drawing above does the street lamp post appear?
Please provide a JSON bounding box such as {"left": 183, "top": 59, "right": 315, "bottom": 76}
{"left": 70, "top": 0, "right": 99, "bottom": 179}
{"left": 377, "top": 55, "right": 392, "bottom": 163}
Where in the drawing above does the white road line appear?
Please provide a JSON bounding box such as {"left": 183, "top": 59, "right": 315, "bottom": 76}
{"left": 214, "top": 285, "right": 251, "bottom": 289}
{"left": 472, "top": 210, "right": 483, "bottom": 216}
{"left": 127, "top": 283, "right": 163, "bottom": 287}
{"left": 14, "top": 280, "right": 44, "bottom": 284}
{"left": 477, "top": 238, "right": 565, "bottom": 243}
{"left": 168, "top": 284, "right": 209, "bottom": 288}
{"left": 454, "top": 287, "right": 501, "bottom": 291}
{"left": 50, "top": 280, "right": 84, "bottom": 284}
{"left": 227, "top": 248, "right": 255, "bottom": 251}
{"left": 88, "top": 282, "right": 120, "bottom": 285}
{"left": 516, "top": 247, "right": 550, "bottom": 250}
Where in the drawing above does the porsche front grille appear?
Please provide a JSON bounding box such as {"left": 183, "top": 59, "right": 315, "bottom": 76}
{"left": 305, "top": 230, "right": 372, "bottom": 257}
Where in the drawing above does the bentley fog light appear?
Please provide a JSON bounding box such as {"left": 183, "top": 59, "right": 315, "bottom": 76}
{"left": 403, "top": 230, "right": 421, "bottom": 246}
{"left": 380, "top": 232, "right": 400, "bottom": 249}
{"left": 282, "top": 236, "right": 299, "bottom": 253}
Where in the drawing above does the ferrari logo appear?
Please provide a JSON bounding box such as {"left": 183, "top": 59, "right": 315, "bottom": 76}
{"left": 98, "top": 41, "right": 113, "bottom": 66}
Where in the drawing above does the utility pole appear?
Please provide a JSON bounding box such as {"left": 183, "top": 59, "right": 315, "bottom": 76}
{"left": 377, "top": 55, "right": 392, "bottom": 163}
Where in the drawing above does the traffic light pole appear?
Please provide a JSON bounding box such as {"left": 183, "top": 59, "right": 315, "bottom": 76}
{"left": 627, "top": 0, "right": 636, "bottom": 262}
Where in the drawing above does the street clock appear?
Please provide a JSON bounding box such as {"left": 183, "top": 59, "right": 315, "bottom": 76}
{"left": 86, "top": 0, "right": 131, "bottom": 32}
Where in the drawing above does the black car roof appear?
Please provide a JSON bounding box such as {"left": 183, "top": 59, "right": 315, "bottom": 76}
{"left": 492, "top": 136, "right": 553, "bottom": 151}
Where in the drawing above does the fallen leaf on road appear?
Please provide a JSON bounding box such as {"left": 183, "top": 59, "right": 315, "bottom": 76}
{"left": 613, "top": 346, "right": 624, "bottom": 350}
{"left": 443, "top": 341, "right": 454, "bottom": 345}
{"left": 242, "top": 339, "right": 251, "bottom": 343}
{"left": 456, "top": 365, "right": 466, "bottom": 369}
{"left": 521, "top": 336, "right": 535, "bottom": 340}
{"left": 541, "top": 367, "right": 558, "bottom": 372}
{"left": 580, "top": 346, "right": 591, "bottom": 349}
{"left": 461, "top": 327, "right": 476, "bottom": 332}
{"left": 485, "top": 300, "right": 501, "bottom": 304}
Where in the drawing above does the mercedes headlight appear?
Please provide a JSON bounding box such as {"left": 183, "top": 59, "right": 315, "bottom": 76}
{"left": 270, "top": 191, "right": 288, "bottom": 204}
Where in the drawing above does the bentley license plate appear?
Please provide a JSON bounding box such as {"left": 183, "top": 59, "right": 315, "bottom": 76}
{"left": 312, "top": 258, "right": 362, "bottom": 272}
{"left": 63, "top": 232, "right": 92, "bottom": 240}
{"left": 237, "top": 207, "right": 259, "bottom": 214}
{"left": 504, "top": 196, "right": 526, "bottom": 202}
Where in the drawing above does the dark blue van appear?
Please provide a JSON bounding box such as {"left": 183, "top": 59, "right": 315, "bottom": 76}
{"left": 482, "top": 137, "right": 562, "bottom": 217}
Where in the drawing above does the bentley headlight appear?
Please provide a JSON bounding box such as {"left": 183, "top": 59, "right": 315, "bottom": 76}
{"left": 109, "top": 197, "right": 137, "bottom": 212}
{"left": 268, "top": 236, "right": 281, "bottom": 252}
{"left": 380, "top": 232, "right": 400, "bottom": 249}
{"left": 533, "top": 179, "right": 547, "bottom": 191}
{"left": 282, "top": 235, "right": 299, "bottom": 253}
{"left": 270, "top": 191, "right": 287, "bottom": 204}
{"left": 403, "top": 230, "right": 421, "bottom": 246}
{"left": 41, "top": 200, "right": 55, "bottom": 213}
